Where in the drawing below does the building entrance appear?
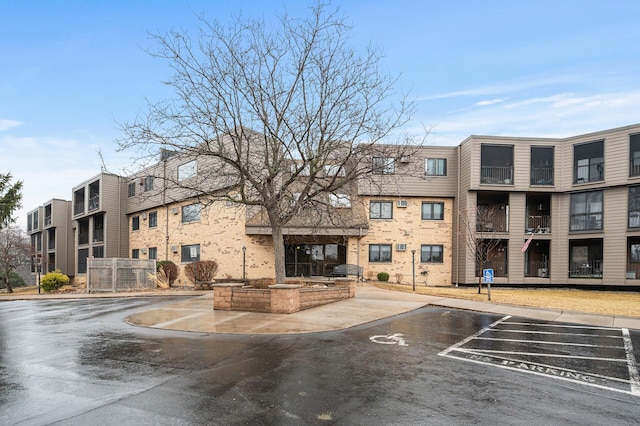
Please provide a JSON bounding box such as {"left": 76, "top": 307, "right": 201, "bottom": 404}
{"left": 285, "top": 241, "right": 347, "bottom": 277}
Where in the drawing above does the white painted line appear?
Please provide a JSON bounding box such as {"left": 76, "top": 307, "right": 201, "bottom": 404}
{"left": 622, "top": 328, "right": 640, "bottom": 396}
{"left": 455, "top": 348, "right": 627, "bottom": 362}
{"left": 450, "top": 349, "right": 634, "bottom": 385}
{"left": 438, "top": 315, "right": 511, "bottom": 356}
{"left": 444, "top": 352, "right": 639, "bottom": 398}
{"left": 485, "top": 329, "right": 622, "bottom": 339}
{"left": 474, "top": 337, "right": 625, "bottom": 349}
{"left": 502, "top": 322, "right": 620, "bottom": 331}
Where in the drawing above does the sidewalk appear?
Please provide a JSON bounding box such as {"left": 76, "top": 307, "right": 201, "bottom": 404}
{"left": 3, "top": 286, "right": 639, "bottom": 333}
{"left": 124, "top": 285, "right": 640, "bottom": 334}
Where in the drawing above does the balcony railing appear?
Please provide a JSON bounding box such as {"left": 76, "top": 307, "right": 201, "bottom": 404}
{"left": 526, "top": 215, "right": 551, "bottom": 233}
{"left": 88, "top": 195, "right": 100, "bottom": 211}
{"left": 481, "top": 166, "right": 513, "bottom": 185}
{"left": 44, "top": 216, "right": 52, "bottom": 227}
{"left": 569, "top": 260, "right": 602, "bottom": 278}
{"left": 569, "top": 213, "right": 602, "bottom": 231}
{"left": 525, "top": 261, "right": 550, "bottom": 278}
{"left": 477, "top": 214, "right": 508, "bottom": 232}
{"left": 530, "top": 167, "right": 554, "bottom": 185}
{"left": 573, "top": 161, "right": 604, "bottom": 184}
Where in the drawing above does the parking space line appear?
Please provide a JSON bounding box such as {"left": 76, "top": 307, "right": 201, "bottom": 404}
{"left": 439, "top": 317, "right": 640, "bottom": 397}
{"left": 622, "top": 328, "right": 640, "bottom": 396}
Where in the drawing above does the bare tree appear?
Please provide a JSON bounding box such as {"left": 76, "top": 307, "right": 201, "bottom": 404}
{"left": 0, "top": 173, "right": 23, "bottom": 229}
{"left": 459, "top": 206, "right": 504, "bottom": 294}
{"left": 118, "top": 3, "right": 420, "bottom": 283}
{"left": 0, "top": 227, "right": 30, "bottom": 293}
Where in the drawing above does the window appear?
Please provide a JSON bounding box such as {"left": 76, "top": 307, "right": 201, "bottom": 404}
{"left": 530, "top": 146, "right": 554, "bottom": 185}
{"left": 369, "top": 244, "right": 392, "bottom": 262}
{"left": 128, "top": 182, "right": 136, "bottom": 197}
{"left": 178, "top": 160, "right": 197, "bottom": 181}
{"left": 181, "top": 244, "right": 200, "bottom": 262}
{"left": 329, "top": 193, "right": 351, "bottom": 208}
{"left": 132, "top": 215, "right": 140, "bottom": 231}
{"left": 570, "top": 191, "right": 603, "bottom": 231}
{"left": 182, "top": 204, "right": 201, "bottom": 223}
{"left": 422, "top": 202, "right": 444, "bottom": 220}
{"left": 373, "top": 157, "right": 395, "bottom": 174}
{"left": 148, "top": 247, "right": 158, "bottom": 260}
{"left": 370, "top": 201, "right": 393, "bottom": 219}
{"left": 573, "top": 140, "right": 604, "bottom": 184}
{"left": 92, "top": 246, "right": 104, "bottom": 258}
{"left": 425, "top": 159, "right": 447, "bottom": 176}
{"left": 629, "top": 187, "right": 640, "bottom": 228}
{"left": 421, "top": 245, "right": 443, "bottom": 263}
{"left": 630, "top": 134, "right": 640, "bottom": 177}
{"left": 132, "top": 249, "right": 140, "bottom": 259}
{"left": 149, "top": 211, "right": 158, "bottom": 228}
{"left": 144, "top": 176, "right": 154, "bottom": 192}
{"left": 324, "top": 164, "right": 345, "bottom": 177}
{"left": 480, "top": 144, "right": 514, "bottom": 184}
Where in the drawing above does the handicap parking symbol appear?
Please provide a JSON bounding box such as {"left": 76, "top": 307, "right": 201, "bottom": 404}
{"left": 483, "top": 268, "right": 494, "bottom": 283}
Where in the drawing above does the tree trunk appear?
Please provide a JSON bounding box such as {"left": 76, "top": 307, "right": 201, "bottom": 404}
{"left": 5, "top": 275, "right": 12, "bottom": 294}
{"left": 477, "top": 275, "right": 482, "bottom": 294}
{"left": 271, "top": 224, "right": 286, "bottom": 284}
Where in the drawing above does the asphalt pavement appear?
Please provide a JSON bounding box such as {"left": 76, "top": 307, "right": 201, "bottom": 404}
{"left": 4, "top": 285, "right": 638, "bottom": 333}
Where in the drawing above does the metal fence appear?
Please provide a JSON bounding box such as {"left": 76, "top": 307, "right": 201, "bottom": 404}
{"left": 87, "top": 258, "right": 157, "bottom": 292}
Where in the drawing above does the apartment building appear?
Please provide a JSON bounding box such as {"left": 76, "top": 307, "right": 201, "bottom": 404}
{"left": 26, "top": 199, "right": 74, "bottom": 276}
{"left": 25, "top": 123, "right": 640, "bottom": 287}
{"left": 454, "top": 122, "right": 640, "bottom": 287}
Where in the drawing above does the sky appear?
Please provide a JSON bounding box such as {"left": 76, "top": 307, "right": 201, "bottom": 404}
{"left": 2, "top": 0, "right": 640, "bottom": 230}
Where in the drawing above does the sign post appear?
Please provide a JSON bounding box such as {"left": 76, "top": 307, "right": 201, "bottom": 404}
{"left": 483, "top": 268, "right": 494, "bottom": 301}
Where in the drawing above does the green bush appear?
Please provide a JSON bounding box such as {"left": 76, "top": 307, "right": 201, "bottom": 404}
{"left": 157, "top": 260, "right": 178, "bottom": 286}
{"left": 40, "top": 270, "right": 70, "bottom": 292}
{"left": 0, "top": 271, "right": 26, "bottom": 288}
{"left": 377, "top": 272, "right": 390, "bottom": 282}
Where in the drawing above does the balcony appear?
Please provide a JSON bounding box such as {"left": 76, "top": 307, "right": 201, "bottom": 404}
{"left": 88, "top": 194, "right": 100, "bottom": 212}
{"left": 525, "top": 215, "right": 551, "bottom": 233}
{"left": 480, "top": 166, "right": 513, "bottom": 185}
{"left": 574, "top": 162, "right": 604, "bottom": 184}
{"left": 44, "top": 216, "right": 52, "bottom": 227}
{"left": 569, "top": 260, "right": 602, "bottom": 278}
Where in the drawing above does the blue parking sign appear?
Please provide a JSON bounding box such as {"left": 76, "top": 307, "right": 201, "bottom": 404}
{"left": 483, "top": 268, "right": 494, "bottom": 283}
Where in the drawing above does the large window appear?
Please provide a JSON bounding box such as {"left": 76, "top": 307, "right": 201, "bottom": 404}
{"left": 573, "top": 140, "right": 604, "bottom": 184}
{"left": 132, "top": 215, "right": 140, "bottom": 231}
{"left": 422, "top": 202, "right": 444, "bottom": 220}
{"left": 570, "top": 191, "right": 603, "bottom": 231}
{"left": 569, "top": 239, "right": 602, "bottom": 278}
{"left": 369, "top": 244, "right": 392, "bottom": 262}
{"left": 630, "top": 134, "right": 640, "bottom": 177}
{"left": 373, "top": 157, "right": 395, "bottom": 174}
{"left": 182, "top": 204, "right": 201, "bottom": 224}
{"left": 530, "top": 146, "right": 554, "bottom": 185}
{"left": 181, "top": 244, "right": 200, "bottom": 262}
{"left": 480, "top": 144, "right": 513, "bottom": 184}
{"left": 629, "top": 187, "right": 640, "bottom": 228}
{"left": 148, "top": 247, "right": 157, "bottom": 260}
{"left": 149, "top": 211, "right": 158, "bottom": 228}
{"left": 425, "top": 159, "right": 447, "bottom": 176}
{"left": 144, "top": 176, "right": 154, "bottom": 192}
{"left": 421, "top": 245, "right": 443, "bottom": 263}
{"left": 178, "top": 160, "right": 197, "bottom": 181}
{"left": 370, "top": 201, "right": 393, "bottom": 219}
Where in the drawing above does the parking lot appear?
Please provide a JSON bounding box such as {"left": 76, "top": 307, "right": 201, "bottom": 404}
{"left": 439, "top": 315, "right": 640, "bottom": 397}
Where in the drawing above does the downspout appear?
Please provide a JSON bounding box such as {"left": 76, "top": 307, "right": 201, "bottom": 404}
{"left": 163, "top": 157, "right": 169, "bottom": 259}
{"left": 456, "top": 144, "right": 460, "bottom": 287}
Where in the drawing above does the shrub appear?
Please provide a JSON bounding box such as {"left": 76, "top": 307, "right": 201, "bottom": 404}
{"left": 40, "top": 270, "right": 70, "bottom": 292}
{"left": 0, "top": 271, "right": 26, "bottom": 288}
{"left": 377, "top": 272, "right": 390, "bottom": 282}
{"left": 184, "top": 260, "right": 219, "bottom": 284}
{"left": 157, "top": 261, "right": 178, "bottom": 286}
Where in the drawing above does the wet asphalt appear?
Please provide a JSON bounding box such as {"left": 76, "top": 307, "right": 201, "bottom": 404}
{"left": 1, "top": 296, "right": 639, "bottom": 425}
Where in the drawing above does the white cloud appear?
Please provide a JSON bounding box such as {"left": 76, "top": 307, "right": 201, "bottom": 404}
{"left": 475, "top": 98, "right": 507, "bottom": 107}
{"left": 0, "top": 119, "right": 23, "bottom": 131}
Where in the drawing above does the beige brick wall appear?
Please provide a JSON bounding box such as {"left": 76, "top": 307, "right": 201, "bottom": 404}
{"left": 129, "top": 201, "right": 275, "bottom": 283}
{"left": 355, "top": 196, "right": 454, "bottom": 286}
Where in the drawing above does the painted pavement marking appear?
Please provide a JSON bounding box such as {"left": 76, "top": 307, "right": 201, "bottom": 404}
{"left": 439, "top": 316, "right": 640, "bottom": 397}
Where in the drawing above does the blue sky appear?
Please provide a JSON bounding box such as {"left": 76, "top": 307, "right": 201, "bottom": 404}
{"left": 2, "top": 0, "right": 640, "bottom": 229}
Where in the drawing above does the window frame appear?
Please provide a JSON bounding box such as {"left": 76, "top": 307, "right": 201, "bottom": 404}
{"left": 148, "top": 211, "right": 158, "bottom": 228}
{"left": 131, "top": 249, "right": 140, "bottom": 259}
{"left": 181, "top": 204, "right": 201, "bottom": 224}
{"left": 132, "top": 215, "right": 140, "bottom": 231}
{"left": 425, "top": 158, "right": 447, "bottom": 176}
{"left": 148, "top": 247, "right": 158, "bottom": 260}
{"left": 127, "top": 182, "right": 136, "bottom": 198}
{"left": 144, "top": 176, "right": 154, "bottom": 192}
{"left": 420, "top": 244, "right": 444, "bottom": 263}
{"left": 178, "top": 160, "right": 197, "bottom": 182}
{"left": 369, "top": 201, "right": 393, "bottom": 219}
{"left": 368, "top": 244, "right": 392, "bottom": 263}
{"left": 421, "top": 202, "right": 444, "bottom": 220}
{"left": 569, "top": 190, "right": 603, "bottom": 231}
{"left": 181, "top": 244, "right": 201, "bottom": 263}
{"left": 372, "top": 157, "right": 395, "bottom": 175}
